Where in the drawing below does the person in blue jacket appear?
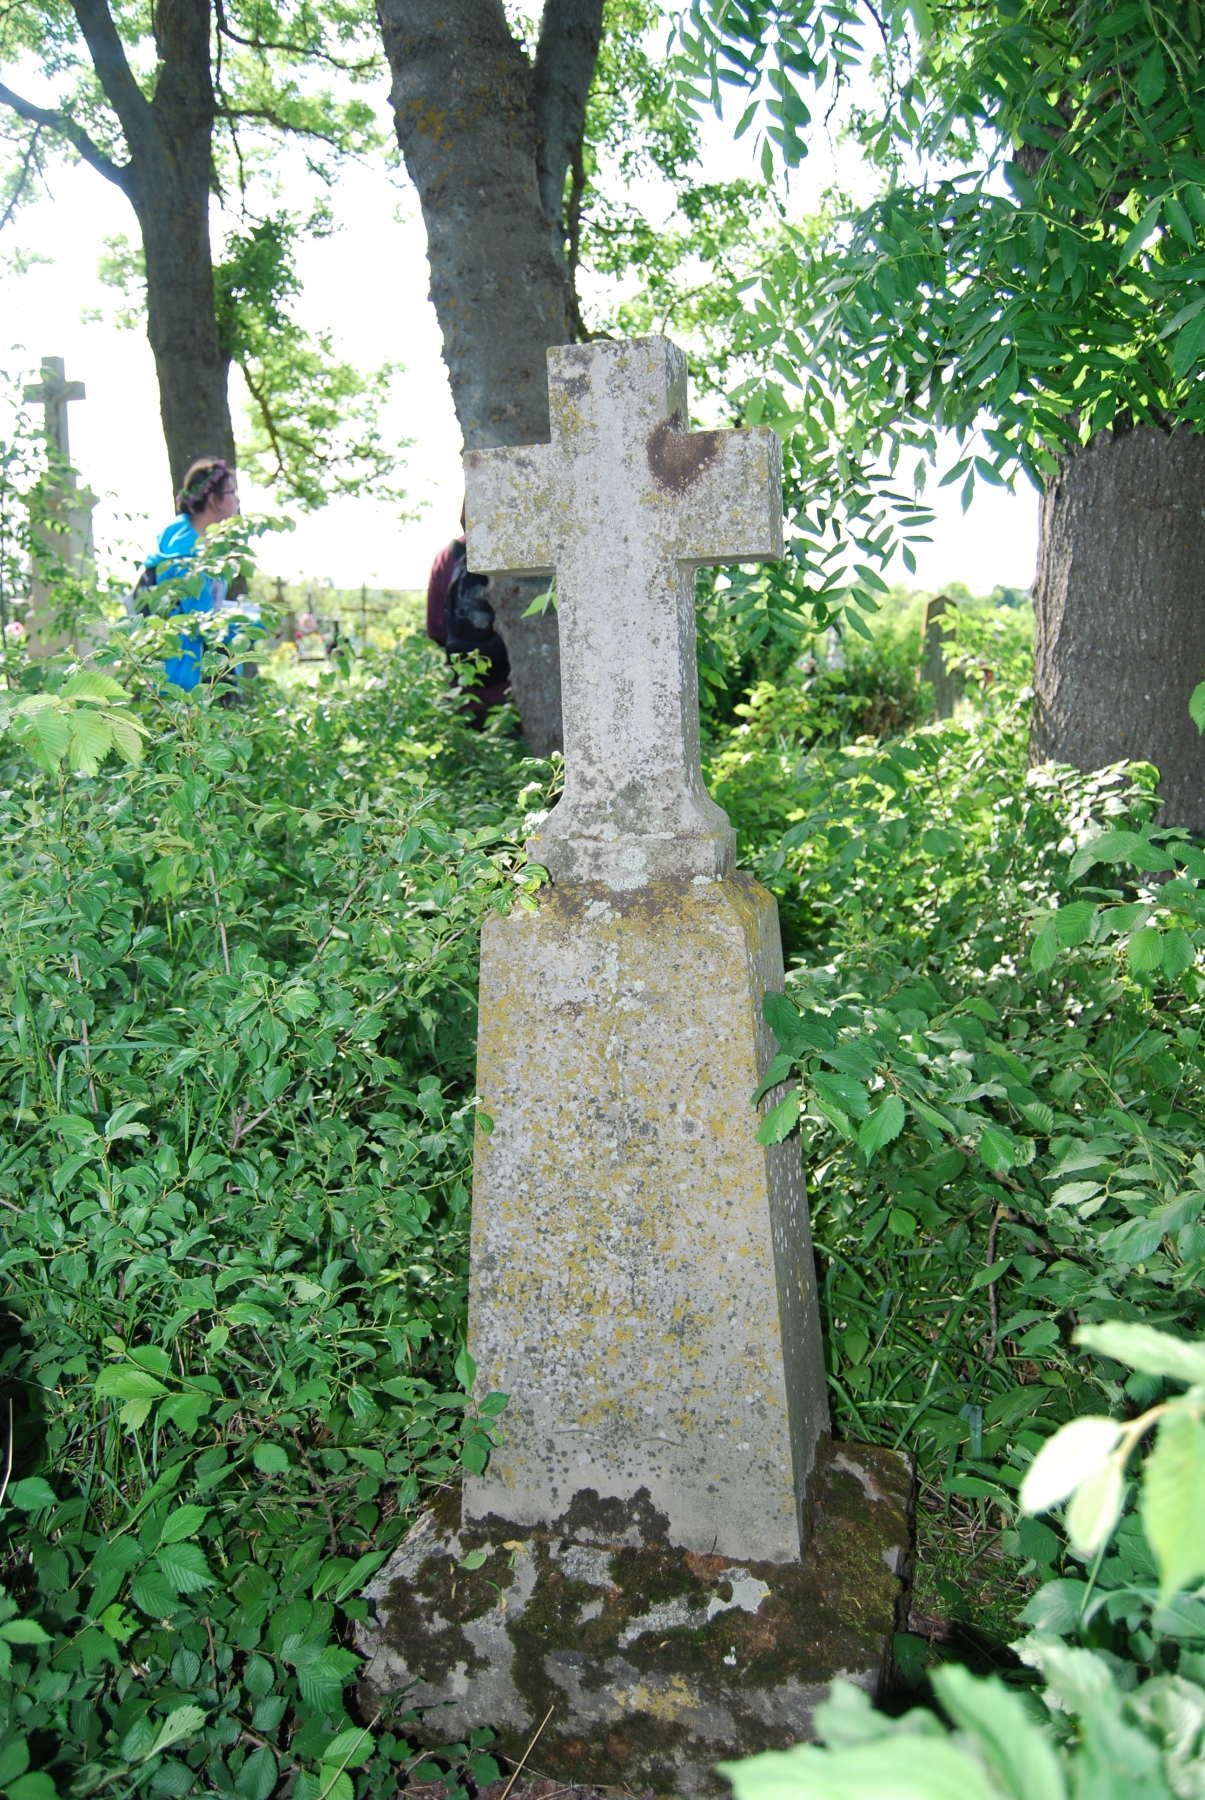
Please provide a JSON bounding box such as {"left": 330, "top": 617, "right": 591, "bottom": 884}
{"left": 141, "top": 458, "right": 243, "bottom": 690}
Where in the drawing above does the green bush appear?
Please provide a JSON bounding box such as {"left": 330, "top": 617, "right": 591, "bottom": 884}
{"left": 0, "top": 616, "right": 541, "bottom": 1797}
{"left": 721, "top": 1322, "right": 1205, "bottom": 1800}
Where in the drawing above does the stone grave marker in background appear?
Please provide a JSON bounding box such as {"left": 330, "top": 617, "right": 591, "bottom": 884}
{"left": 361, "top": 338, "right": 911, "bottom": 1795}
{"left": 22, "top": 356, "right": 98, "bottom": 658}
{"left": 920, "top": 594, "right": 962, "bottom": 719}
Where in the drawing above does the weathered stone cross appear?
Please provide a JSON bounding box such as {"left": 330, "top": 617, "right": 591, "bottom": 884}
{"left": 24, "top": 356, "right": 86, "bottom": 465}
{"left": 466, "top": 336, "right": 782, "bottom": 886}
{"left": 460, "top": 337, "right": 828, "bottom": 1563}
{"left": 361, "top": 342, "right": 911, "bottom": 1786}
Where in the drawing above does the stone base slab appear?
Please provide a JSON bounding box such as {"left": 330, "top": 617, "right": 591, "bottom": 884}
{"left": 358, "top": 1446, "right": 912, "bottom": 1798}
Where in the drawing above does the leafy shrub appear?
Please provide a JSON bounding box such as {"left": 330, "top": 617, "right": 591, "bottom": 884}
{"left": 720, "top": 1321, "right": 1205, "bottom": 1800}
{"left": 0, "top": 618, "right": 540, "bottom": 1796}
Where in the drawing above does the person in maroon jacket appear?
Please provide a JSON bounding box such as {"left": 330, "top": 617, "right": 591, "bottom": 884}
{"left": 426, "top": 507, "right": 510, "bottom": 720}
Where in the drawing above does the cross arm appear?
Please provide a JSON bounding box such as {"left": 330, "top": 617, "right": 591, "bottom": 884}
{"left": 24, "top": 381, "right": 86, "bottom": 405}
{"left": 675, "top": 425, "right": 784, "bottom": 569}
{"left": 464, "top": 442, "right": 560, "bottom": 578}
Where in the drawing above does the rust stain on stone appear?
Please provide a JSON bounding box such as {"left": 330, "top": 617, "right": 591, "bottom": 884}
{"left": 647, "top": 413, "right": 722, "bottom": 492}
{"left": 683, "top": 1552, "right": 726, "bottom": 1584}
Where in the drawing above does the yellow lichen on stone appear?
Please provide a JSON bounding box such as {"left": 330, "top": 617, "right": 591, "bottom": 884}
{"left": 463, "top": 873, "right": 829, "bottom": 1564}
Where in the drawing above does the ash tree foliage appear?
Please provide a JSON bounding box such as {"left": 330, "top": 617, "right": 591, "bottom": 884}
{"left": 0, "top": 1, "right": 401, "bottom": 506}
{"left": 670, "top": 0, "right": 1205, "bottom": 622}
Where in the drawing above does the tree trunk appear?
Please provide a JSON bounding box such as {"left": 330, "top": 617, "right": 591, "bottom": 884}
{"left": 377, "top": 0, "right": 603, "bottom": 757}
{"left": 1031, "top": 424, "right": 1205, "bottom": 833}
{"left": 69, "top": 0, "right": 234, "bottom": 499}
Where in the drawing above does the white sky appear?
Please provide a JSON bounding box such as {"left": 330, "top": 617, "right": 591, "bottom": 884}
{"left": 0, "top": 66, "right": 1039, "bottom": 596}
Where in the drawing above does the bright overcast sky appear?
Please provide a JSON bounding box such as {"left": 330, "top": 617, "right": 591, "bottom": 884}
{"left": 1, "top": 66, "right": 1039, "bottom": 596}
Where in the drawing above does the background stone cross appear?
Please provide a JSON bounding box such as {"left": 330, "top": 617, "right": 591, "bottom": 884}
{"left": 465, "top": 336, "right": 782, "bottom": 887}
{"left": 24, "top": 356, "right": 86, "bottom": 465}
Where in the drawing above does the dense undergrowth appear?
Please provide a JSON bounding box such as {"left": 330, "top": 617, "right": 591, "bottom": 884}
{"left": 0, "top": 586, "right": 1203, "bottom": 1796}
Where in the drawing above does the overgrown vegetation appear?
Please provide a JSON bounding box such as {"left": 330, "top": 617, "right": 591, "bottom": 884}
{"left": 0, "top": 534, "right": 1201, "bottom": 1795}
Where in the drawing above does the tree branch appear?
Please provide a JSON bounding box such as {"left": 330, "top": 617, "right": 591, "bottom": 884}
{"left": 0, "top": 122, "right": 46, "bottom": 229}
{"left": 216, "top": 103, "right": 361, "bottom": 147}
{"left": 0, "top": 79, "right": 130, "bottom": 191}
{"left": 70, "top": 0, "right": 155, "bottom": 160}
{"left": 531, "top": 0, "right": 604, "bottom": 245}
{"left": 213, "top": 0, "right": 379, "bottom": 76}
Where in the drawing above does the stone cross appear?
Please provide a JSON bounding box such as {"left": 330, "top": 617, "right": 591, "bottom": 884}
{"left": 21, "top": 357, "right": 97, "bottom": 658}
{"left": 460, "top": 337, "right": 828, "bottom": 1564}
{"left": 466, "top": 337, "right": 782, "bottom": 887}
{"left": 24, "top": 356, "right": 87, "bottom": 466}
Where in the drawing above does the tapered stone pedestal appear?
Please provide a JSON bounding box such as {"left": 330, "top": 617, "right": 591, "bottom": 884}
{"left": 464, "top": 875, "right": 828, "bottom": 1565}
{"left": 358, "top": 1447, "right": 912, "bottom": 1798}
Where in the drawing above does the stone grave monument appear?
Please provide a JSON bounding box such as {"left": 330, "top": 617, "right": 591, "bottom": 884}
{"left": 361, "top": 338, "right": 911, "bottom": 1795}
{"left": 920, "top": 595, "right": 962, "bottom": 719}
{"left": 22, "top": 356, "right": 98, "bottom": 658}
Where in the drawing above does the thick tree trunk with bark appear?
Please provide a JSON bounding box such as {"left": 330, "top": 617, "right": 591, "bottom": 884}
{"left": 1, "top": 3, "right": 235, "bottom": 497}
{"left": 1031, "top": 425, "right": 1205, "bottom": 833}
{"left": 376, "top": 0, "right": 603, "bottom": 756}
{"left": 72, "top": 0, "right": 234, "bottom": 495}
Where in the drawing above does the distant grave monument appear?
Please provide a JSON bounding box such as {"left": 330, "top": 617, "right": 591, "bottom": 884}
{"left": 22, "top": 356, "right": 98, "bottom": 658}
{"left": 361, "top": 338, "right": 911, "bottom": 1795}
{"left": 920, "top": 595, "right": 962, "bottom": 719}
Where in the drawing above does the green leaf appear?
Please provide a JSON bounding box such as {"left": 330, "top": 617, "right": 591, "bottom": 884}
{"left": 252, "top": 1442, "right": 290, "bottom": 1475}
{"left": 1065, "top": 1450, "right": 1125, "bottom": 1555}
{"left": 757, "top": 1089, "right": 801, "bottom": 1144}
{"left": 107, "top": 713, "right": 146, "bottom": 765}
{"left": 858, "top": 1094, "right": 905, "bottom": 1160}
{"left": 1142, "top": 1410, "right": 1205, "bottom": 1600}
{"left": 0, "top": 1739, "right": 29, "bottom": 1785}
{"left": 719, "top": 1735, "right": 995, "bottom": 1800}
{"left": 66, "top": 710, "right": 114, "bottom": 777}
{"left": 60, "top": 669, "right": 128, "bottom": 702}
{"left": 159, "top": 1505, "right": 208, "bottom": 1544}
{"left": 979, "top": 1124, "right": 1020, "bottom": 1173}
{"left": 130, "top": 1569, "right": 179, "bottom": 1619}
{"left": 234, "top": 1745, "right": 278, "bottom": 1800}
{"left": 316, "top": 1774, "right": 354, "bottom": 1800}
{"left": 1020, "top": 1416, "right": 1123, "bottom": 1514}
{"left": 1030, "top": 921, "right": 1058, "bottom": 971}
{"left": 1190, "top": 681, "right": 1205, "bottom": 735}
{"left": 332, "top": 1551, "right": 387, "bottom": 1604}
{"left": 1128, "top": 927, "right": 1165, "bottom": 973}
{"left": 931, "top": 1664, "right": 1067, "bottom": 1800}
{"left": 321, "top": 1728, "right": 376, "bottom": 1768}
{"left": 150, "top": 1705, "right": 209, "bottom": 1757}
{"left": 454, "top": 1346, "right": 477, "bottom": 1390}
{"left": 1162, "top": 927, "right": 1194, "bottom": 977}
{"left": 95, "top": 1367, "right": 169, "bottom": 1401}
{"left": 764, "top": 990, "right": 804, "bottom": 1048}
{"left": 16, "top": 702, "right": 70, "bottom": 771}
{"left": 5, "top": 1775, "right": 58, "bottom": 1800}
{"left": 1120, "top": 201, "right": 1162, "bottom": 267}
{"left": 1076, "top": 1322, "right": 1205, "bottom": 1384}
{"left": 6, "top": 1478, "right": 57, "bottom": 1512}
{"left": 0, "top": 1620, "right": 51, "bottom": 1646}
{"left": 154, "top": 1542, "right": 214, "bottom": 1594}
{"left": 1136, "top": 49, "right": 1166, "bottom": 105}
{"left": 226, "top": 1302, "right": 275, "bottom": 1328}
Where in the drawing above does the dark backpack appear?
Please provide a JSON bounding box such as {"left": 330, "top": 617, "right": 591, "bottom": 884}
{"left": 444, "top": 541, "right": 509, "bottom": 689}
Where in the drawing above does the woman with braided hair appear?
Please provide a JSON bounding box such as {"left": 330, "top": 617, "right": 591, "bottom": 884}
{"left": 139, "top": 458, "right": 249, "bottom": 691}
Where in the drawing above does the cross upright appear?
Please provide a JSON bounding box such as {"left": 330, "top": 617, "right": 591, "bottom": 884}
{"left": 24, "top": 356, "right": 86, "bottom": 467}
{"left": 465, "top": 336, "right": 782, "bottom": 887}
